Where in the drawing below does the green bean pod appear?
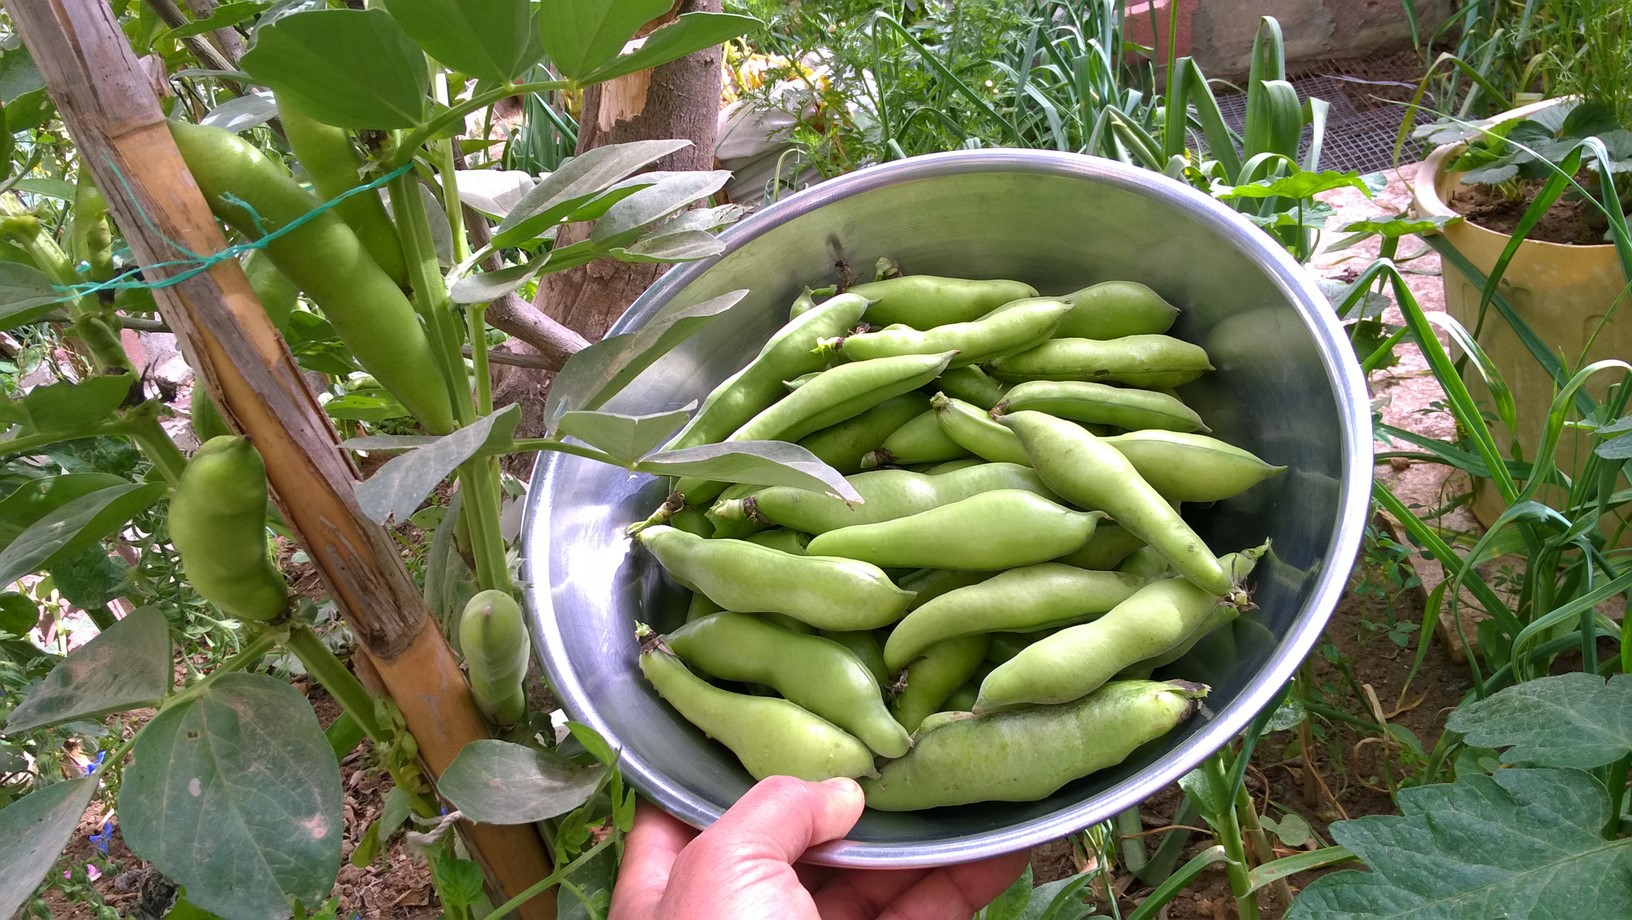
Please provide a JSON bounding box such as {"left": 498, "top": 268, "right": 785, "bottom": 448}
{"left": 932, "top": 365, "right": 1009, "bottom": 410}
{"left": 863, "top": 680, "right": 1208, "bottom": 810}
{"left": 712, "top": 462, "right": 1058, "bottom": 534}
{"left": 743, "top": 528, "right": 810, "bottom": 554}
{"left": 883, "top": 565, "right": 1148, "bottom": 671}
{"left": 189, "top": 386, "right": 231, "bottom": 443}
{"left": 795, "top": 392, "right": 931, "bottom": 475}
{"left": 804, "top": 490, "right": 1104, "bottom": 570}
{"left": 241, "top": 249, "right": 299, "bottom": 332}
{"left": 667, "top": 293, "right": 869, "bottom": 452}
{"left": 889, "top": 634, "right": 989, "bottom": 733}
{"left": 920, "top": 458, "right": 986, "bottom": 474}
{"left": 861, "top": 409, "right": 971, "bottom": 469}
{"left": 898, "top": 568, "right": 998, "bottom": 612}
{"left": 1055, "top": 522, "right": 1145, "bottom": 570}
{"left": 672, "top": 351, "right": 956, "bottom": 506}
{"left": 988, "top": 336, "right": 1213, "bottom": 389}
{"left": 275, "top": 93, "right": 409, "bottom": 285}
{"left": 1100, "top": 430, "right": 1287, "bottom": 502}
{"left": 458, "top": 589, "right": 532, "bottom": 725}
{"left": 846, "top": 274, "right": 1038, "bottom": 329}
{"left": 1051, "top": 281, "right": 1180, "bottom": 339}
{"left": 169, "top": 121, "right": 455, "bottom": 434}
{"left": 993, "top": 380, "right": 1207, "bottom": 432}
{"left": 1001, "top": 411, "right": 1232, "bottom": 595}
{"left": 975, "top": 546, "right": 1264, "bottom": 711}
{"left": 1116, "top": 545, "right": 1172, "bottom": 578}
{"left": 169, "top": 436, "right": 289, "bottom": 622}
{"left": 684, "top": 590, "right": 722, "bottom": 623}
{"left": 668, "top": 507, "right": 713, "bottom": 538}
{"left": 930, "top": 393, "right": 1029, "bottom": 464}
{"left": 821, "top": 628, "right": 891, "bottom": 686}
{"left": 639, "top": 636, "right": 877, "bottom": 781}
{"left": 837, "top": 299, "right": 1070, "bottom": 366}
{"left": 667, "top": 613, "right": 910, "bottom": 757}
{"left": 636, "top": 525, "right": 914, "bottom": 630}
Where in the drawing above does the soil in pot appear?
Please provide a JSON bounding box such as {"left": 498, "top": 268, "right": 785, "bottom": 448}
{"left": 1448, "top": 179, "right": 1607, "bottom": 244}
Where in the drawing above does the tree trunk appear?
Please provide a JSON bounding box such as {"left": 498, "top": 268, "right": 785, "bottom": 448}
{"left": 530, "top": 0, "right": 724, "bottom": 343}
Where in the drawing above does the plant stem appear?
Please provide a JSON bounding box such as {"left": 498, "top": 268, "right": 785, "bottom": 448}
{"left": 1235, "top": 778, "right": 1293, "bottom": 908}
{"left": 283, "top": 623, "right": 389, "bottom": 742}
{"left": 1204, "top": 754, "right": 1260, "bottom": 920}
{"left": 121, "top": 408, "right": 190, "bottom": 485}
{"left": 392, "top": 80, "right": 568, "bottom": 169}
{"left": 386, "top": 169, "right": 471, "bottom": 424}
{"left": 483, "top": 830, "right": 617, "bottom": 920}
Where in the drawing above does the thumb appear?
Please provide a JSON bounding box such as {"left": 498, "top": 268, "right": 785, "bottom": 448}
{"left": 692, "top": 775, "right": 865, "bottom": 865}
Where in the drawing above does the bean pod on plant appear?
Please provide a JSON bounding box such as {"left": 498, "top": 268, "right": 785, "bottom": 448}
{"left": 168, "top": 436, "right": 288, "bottom": 622}
{"left": 458, "top": 589, "right": 532, "bottom": 725}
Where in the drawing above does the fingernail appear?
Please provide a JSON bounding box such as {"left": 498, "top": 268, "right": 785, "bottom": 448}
{"left": 821, "top": 776, "right": 861, "bottom": 795}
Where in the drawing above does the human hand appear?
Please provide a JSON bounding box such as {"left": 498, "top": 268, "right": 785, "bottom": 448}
{"left": 608, "top": 775, "right": 1030, "bottom": 920}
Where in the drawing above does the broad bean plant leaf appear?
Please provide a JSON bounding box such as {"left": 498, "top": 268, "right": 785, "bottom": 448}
{"left": 0, "top": 472, "right": 127, "bottom": 552}
{"left": 1445, "top": 672, "right": 1632, "bottom": 770}
{"left": 0, "top": 262, "right": 63, "bottom": 329}
{"left": 490, "top": 139, "right": 691, "bottom": 249}
{"left": 1288, "top": 768, "right": 1632, "bottom": 919}
{"left": 556, "top": 408, "right": 691, "bottom": 466}
{"left": 0, "top": 776, "right": 97, "bottom": 920}
{"left": 0, "top": 482, "right": 165, "bottom": 590}
{"left": 439, "top": 740, "right": 605, "bottom": 825}
{"left": 11, "top": 374, "right": 134, "bottom": 435}
{"left": 577, "top": 12, "right": 762, "bottom": 85}
{"left": 448, "top": 250, "right": 551, "bottom": 305}
{"left": 456, "top": 169, "right": 538, "bottom": 219}
{"left": 543, "top": 289, "right": 747, "bottom": 430}
{"left": 634, "top": 441, "right": 861, "bottom": 503}
{"left": 201, "top": 89, "right": 278, "bottom": 133}
{"left": 589, "top": 170, "right": 732, "bottom": 247}
{"left": 384, "top": 0, "right": 544, "bottom": 84}
{"left": 3, "top": 606, "right": 169, "bottom": 733}
{"left": 354, "top": 406, "right": 521, "bottom": 524}
{"left": 537, "top": 0, "right": 670, "bottom": 83}
{"left": 120, "top": 673, "right": 343, "bottom": 920}
{"left": 240, "top": 9, "right": 429, "bottom": 129}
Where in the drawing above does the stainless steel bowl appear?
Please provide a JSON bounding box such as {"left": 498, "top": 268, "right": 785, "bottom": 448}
{"left": 521, "top": 150, "right": 1371, "bottom": 868}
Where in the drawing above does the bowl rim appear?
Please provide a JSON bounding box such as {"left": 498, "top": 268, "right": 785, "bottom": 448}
{"left": 522, "top": 148, "right": 1373, "bottom": 867}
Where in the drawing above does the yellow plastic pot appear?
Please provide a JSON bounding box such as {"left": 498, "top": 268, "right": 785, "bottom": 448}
{"left": 1411, "top": 106, "right": 1632, "bottom": 543}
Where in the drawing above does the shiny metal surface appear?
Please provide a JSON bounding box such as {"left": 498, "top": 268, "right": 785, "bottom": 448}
{"left": 521, "top": 150, "right": 1371, "bottom": 867}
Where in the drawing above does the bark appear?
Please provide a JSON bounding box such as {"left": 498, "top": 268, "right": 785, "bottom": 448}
{"left": 530, "top": 0, "right": 724, "bottom": 343}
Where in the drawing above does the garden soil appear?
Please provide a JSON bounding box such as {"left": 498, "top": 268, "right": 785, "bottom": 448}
{"left": 37, "top": 166, "right": 1487, "bottom": 919}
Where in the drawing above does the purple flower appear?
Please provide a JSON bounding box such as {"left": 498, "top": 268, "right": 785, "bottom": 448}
{"left": 82, "top": 751, "right": 106, "bottom": 776}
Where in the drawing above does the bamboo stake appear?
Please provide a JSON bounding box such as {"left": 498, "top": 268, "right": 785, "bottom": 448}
{"left": 6, "top": 2, "right": 556, "bottom": 915}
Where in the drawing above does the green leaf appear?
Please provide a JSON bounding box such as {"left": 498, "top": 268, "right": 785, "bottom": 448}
{"left": 490, "top": 138, "right": 690, "bottom": 249}
{"left": 544, "top": 289, "right": 746, "bottom": 429}
{"left": 537, "top": 0, "right": 670, "bottom": 83}
{"left": 555, "top": 408, "right": 691, "bottom": 466}
{"left": 578, "top": 12, "right": 760, "bottom": 85}
{"left": 2, "top": 606, "right": 170, "bottom": 733}
{"left": 350, "top": 786, "right": 411, "bottom": 868}
{"left": 120, "top": 673, "right": 343, "bottom": 920}
{"left": 440, "top": 740, "right": 605, "bottom": 824}
{"left": 201, "top": 89, "right": 279, "bottom": 133}
{"left": 385, "top": 0, "right": 544, "bottom": 83}
{"left": 240, "top": 9, "right": 429, "bottom": 129}
{"left": 355, "top": 406, "right": 520, "bottom": 524}
{"left": 0, "top": 262, "right": 66, "bottom": 330}
{"left": 0, "top": 482, "right": 166, "bottom": 590}
{"left": 0, "top": 472, "right": 128, "bottom": 553}
{"left": 977, "top": 865, "right": 1033, "bottom": 920}
{"left": 162, "top": 0, "right": 269, "bottom": 39}
{"left": 0, "top": 777, "right": 97, "bottom": 920}
{"left": 1216, "top": 169, "right": 1368, "bottom": 201}
{"left": 610, "top": 203, "right": 741, "bottom": 263}
{"left": 8, "top": 177, "right": 75, "bottom": 201}
{"left": 0, "top": 46, "right": 46, "bottom": 105}
{"left": 48, "top": 545, "right": 131, "bottom": 608}
{"left": 323, "top": 389, "right": 411, "bottom": 424}
{"left": 1444, "top": 672, "right": 1632, "bottom": 770}
{"left": 589, "top": 170, "right": 732, "bottom": 246}
{"left": 432, "top": 855, "right": 486, "bottom": 909}
{"left": 1287, "top": 768, "right": 1632, "bottom": 920}
{"left": 17, "top": 374, "right": 135, "bottom": 435}
{"left": 0, "top": 592, "right": 36, "bottom": 635}
{"left": 448, "top": 250, "right": 551, "bottom": 305}
{"left": 456, "top": 169, "right": 537, "bottom": 218}
{"left": 634, "top": 441, "right": 861, "bottom": 502}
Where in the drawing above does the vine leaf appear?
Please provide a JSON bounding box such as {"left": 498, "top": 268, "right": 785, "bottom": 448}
{"left": 354, "top": 406, "right": 520, "bottom": 525}
{"left": 1445, "top": 672, "right": 1632, "bottom": 769}
{"left": 0, "top": 777, "right": 98, "bottom": 920}
{"left": 1288, "top": 767, "right": 1632, "bottom": 919}
{"left": 383, "top": 0, "right": 543, "bottom": 84}
{"left": 0, "top": 482, "right": 166, "bottom": 590}
{"left": 490, "top": 139, "right": 689, "bottom": 249}
{"left": 543, "top": 289, "right": 747, "bottom": 431}
{"left": 3, "top": 606, "right": 170, "bottom": 733}
{"left": 439, "top": 740, "right": 604, "bottom": 825}
{"left": 240, "top": 9, "right": 428, "bottom": 129}
{"left": 119, "top": 673, "right": 343, "bottom": 920}
{"left": 634, "top": 441, "right": 861, "bottom": 502}
{"left": 555, "top": 408, "right": 691, "bottom": 467}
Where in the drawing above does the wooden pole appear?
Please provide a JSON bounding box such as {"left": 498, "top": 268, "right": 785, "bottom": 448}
{"left": 6, "top": 2, "right": 556, "bottom": 915}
